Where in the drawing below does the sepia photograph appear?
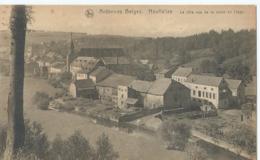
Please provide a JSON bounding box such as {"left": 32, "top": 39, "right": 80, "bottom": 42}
{"left": 0, "top": 4, "right": 257, "bottom": 160}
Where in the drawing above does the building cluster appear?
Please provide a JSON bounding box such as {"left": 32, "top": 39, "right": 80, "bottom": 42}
{"left": 172, "top": 67, "right": 244, "bottom": 109}
{"left": 22, "top": 35, "right": 245, "bottom": 111}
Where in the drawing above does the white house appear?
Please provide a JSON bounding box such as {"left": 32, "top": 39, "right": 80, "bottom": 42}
{"left": 172, "top": 67, "right": 193, "bottom": 86}
{"left": 185, "top": 74, "right": 232, "bottom": 108}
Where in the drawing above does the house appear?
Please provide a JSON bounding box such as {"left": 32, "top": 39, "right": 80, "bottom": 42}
{"left": 69, "top": 79, "right": 97, "bottom": 98}
{"left": 89, "top": 66, "right": 113, "bottom": 83}
{"left": 96, "top": 73, "right": 135, "bottom": 107}
{"left": 76, "top": 70, "right": 89, "bottom": 80}
{"left": 226, "top": 79, "right": 245, "bottom": 105}
{"left": 172, "top": 67, "right": 193, "bottom": 85}
{"left": 70, "top": 57, "right": 105, "bottom": 78}
{"left": 129, "top": 80, "right": 153, "bottom": 107}
{"left": 185, "top": 74, "right": 232, "bottom": 109}
{"left": 155, "top": 67, "right": 176, "bottom": 79}
{"left": 144, "top": 78, "right": 174, "bottom": 109}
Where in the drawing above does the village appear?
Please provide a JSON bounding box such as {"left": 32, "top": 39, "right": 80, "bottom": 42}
{"left": 0, "top": 31, "right": 256, "bottom": 160}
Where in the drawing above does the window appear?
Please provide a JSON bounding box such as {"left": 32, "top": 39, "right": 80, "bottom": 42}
{"left": 202, "top": 92, "right": 205, "bottom": 97}
{"left": 213, "top": 93, "right": 215, "bottom": 99}
{"left": 198, "top": 91, "right": 201, "bottom": 97}
{"left": 206, "top": 92, "right": 208, "bottom": 98}
{"left": 195, "top": 86, "right": 198, "bottom": 89}
{"left": 209, "top": 93, "right": 212, "bottom": 99}
{"left": 193, "top": 90, "right": 196, "bottom": 96}
{"left": 121, "top": 94, "right": 124, "bottom": 98}
{"left": 211, "top": 88, "right": 214, "bottom": 91}
{"left": 204, "top": 87, "right": 207, "bottom": 90}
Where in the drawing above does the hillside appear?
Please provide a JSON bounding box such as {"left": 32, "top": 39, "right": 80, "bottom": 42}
{"left": 0, "top": 29, "right": 256, "bottom": 80}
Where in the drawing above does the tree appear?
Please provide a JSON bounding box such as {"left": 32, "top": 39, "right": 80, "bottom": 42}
{"left": 62, "top": 131, "right": 95, "bottom": 160}
{"left": 225, "top": 64, "right": 251, "bottom": 82}
{"left": 185, "top": 143, "right": 208, "bottom": 160}
{"left": 199, "top": 59, "right": 219, "bottom": 74}
{"left": 1, "top": 120, "right": 49, "bottom": 160}
{"left": 159, "top": 120, "right": 191, "bottom": 150}
{"left": 228, "top": 124, "right": 256, "bottom": 153}
{"left": 96, "top": 133, "right": 119, "bottom": 160}
{"left": 4, "top": 5, "right": 29, "bottom": 160}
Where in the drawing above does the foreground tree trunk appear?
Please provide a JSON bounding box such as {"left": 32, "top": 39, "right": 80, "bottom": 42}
{"left": 4, "top": 5, "right": 27, "bottom": 160}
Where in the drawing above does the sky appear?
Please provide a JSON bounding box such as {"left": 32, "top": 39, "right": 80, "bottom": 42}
{"left": 0, "top": 5, "right": 256, "bottom": 37}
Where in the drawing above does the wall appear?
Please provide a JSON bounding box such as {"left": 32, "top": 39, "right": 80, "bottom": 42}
{"left": 144, "top": 94, "right": 164, "bottom": 109}
{"left": 118, "top": 85, "right": 128, "bottom": 109}
{"left": 76, "top": 73, "right": 88, "bottom": 80}
{"left": 187, "top": 82, "right": 219, "bottom": 107}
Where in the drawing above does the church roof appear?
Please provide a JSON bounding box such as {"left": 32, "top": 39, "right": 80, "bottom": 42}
{"left": 77, "top": 48, "right": 125, "bottom": 57}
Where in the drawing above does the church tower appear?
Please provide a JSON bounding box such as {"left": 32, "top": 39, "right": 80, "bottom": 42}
{"left": 67, "top": 32, "right": 74, "bottom": 72}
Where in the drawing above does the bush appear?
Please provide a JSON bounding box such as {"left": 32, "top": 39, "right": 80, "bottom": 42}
{"left": 96, "top": 133, "right": 119, "bottom": 160}
{"left": 0, "top": 120, "right": 50, "bottom": 160}
{"left": 50, "top": 131, "right": 95, "bottom": 160}
{"left": 227, "top": 124, "right": 256, "bottom": 153}
{"left": 185, "top": 143, "right": 208, "bottom": 160}
{"left": 0, "top": 123, "right": 119, "bottom": 160}
{"left": 32, "top": 92, "right": 50, "bottom": 110}
{"left": 159, "top": 120, "right": 191, "bottom": 150}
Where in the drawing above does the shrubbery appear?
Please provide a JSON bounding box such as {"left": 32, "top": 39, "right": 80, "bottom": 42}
{"left": 159, "top": 119, "right": 191, "bottom": 150}
{"left": 32, "top": 92, "right": 50, "bottom": 110}
{"left": 0, "top": 121, "right": 119, "bottom": 160}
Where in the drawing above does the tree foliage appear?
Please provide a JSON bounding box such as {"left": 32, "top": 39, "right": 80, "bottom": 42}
{"left": 96, "top": 133, "right": 119, "bottom": 160}
{"left": 32, "top": 92, "right": 50, "bottom": 110}
{"left": 185, "top": 143, "right": 208, "bottom": 160}
{"left": 159, "top": 120, "right": 191, "bottom": 150}
{"left": 227, "top": 124, "right": 256, "bottom": 153}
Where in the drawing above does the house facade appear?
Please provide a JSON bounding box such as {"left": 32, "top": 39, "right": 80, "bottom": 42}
{"left": 96, "top": 73, "right": 135, "bottom": 107}
{"left": 69, "top": 79, "right": 97, "bottom": 98}
{"left": 185, "top": 74, "right": 232, "bottom": 108}
{"left": 172, "top": 67, "right": 193, "bottom": 86}
{"left": 144, "top": 78, "right": 174, "bottom": 109}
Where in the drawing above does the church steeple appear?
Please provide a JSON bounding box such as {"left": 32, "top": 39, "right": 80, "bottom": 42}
{"left": 67, "top": 32, "right": 74, "bottom": 72}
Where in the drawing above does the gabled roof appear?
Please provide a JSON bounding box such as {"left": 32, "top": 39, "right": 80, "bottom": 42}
{"left": 225, "top": 79, "right": 242, "bottom": 90}
{"left": 71, "top": 57, "right": 103, "bottom": 68}
{"left": 74, "top": 79, "right": 95, "bottom": 89}
{"left": 96, "top": 73, "right": 135, "bottom": 88}
{"left": 89, "top": 66, "right": 113, "bottom": 82}
{"left": 78, "top": 48, "right": 124, "bottom": 57}
{"left": 172, "top": 67, "right": 193, "bottom": 77}
{"left": 186, "top": 74, "right": 223, "bottom": 87}
{"left": 148, "top": 78, "right": 172, "bottom": 95}
{"left": 102, "top": 57, "right": 130, "bottom": 65}
{"left": 129, "top": 80, "right": 153, "bottom": 93}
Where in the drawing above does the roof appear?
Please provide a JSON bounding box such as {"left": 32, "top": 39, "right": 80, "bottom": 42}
{"left": 102, "top": 57, "right": 130, "bottom": 65}
{"left": 89, "top": 66, "right": 113, "bottom": 82}
{"left": 97, "top": 73, "right": 136, "bottom": 88}
{"left": 148, "top": 78, "right": 172, "bottom": 95}
{"left": 186, "top": 74, "right": 223, "bottom": 87}
{"left": 78, "top": 48, "right": 124, "bottom": 57}
{"left": 172, "top": 67, "right": 193, "bottom": 77}
{"left": 126, "top": 98, "right": 138, "bottom": 105}
{"left": 71, "top": 57, "right": 102, "bottom": 68}
{"left": 73, "top": 79, "right": 95, "bottom": 89}
{"left": 225, "top": 79, "right": 242, "bottom": 90}
{"left": 129, "top": 80, "right": 153, "bottom": 93}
